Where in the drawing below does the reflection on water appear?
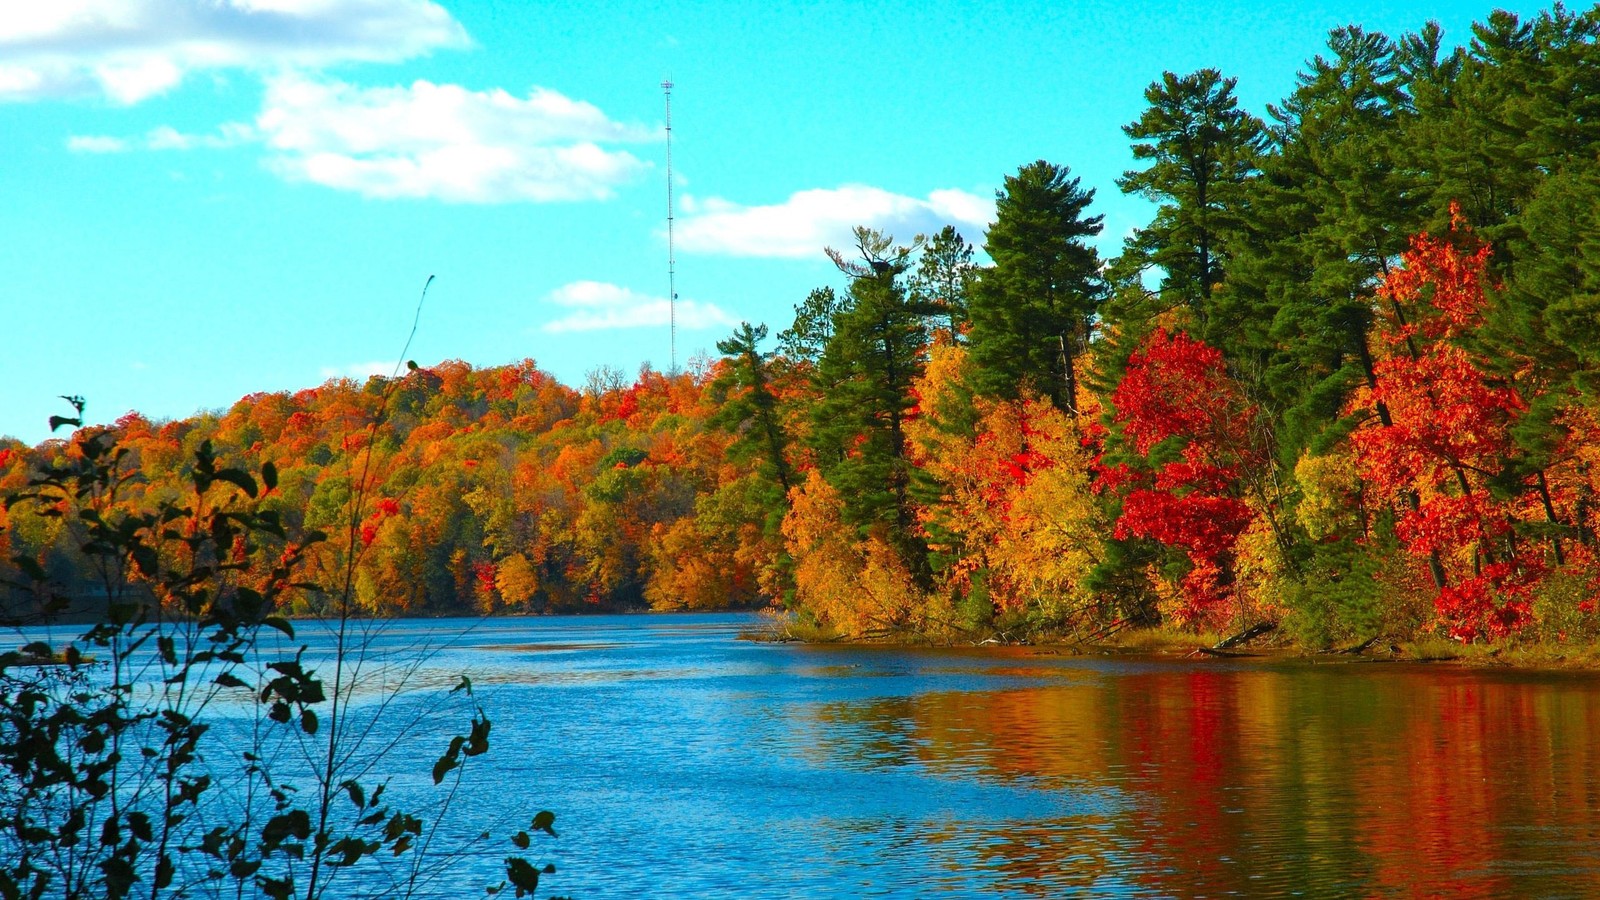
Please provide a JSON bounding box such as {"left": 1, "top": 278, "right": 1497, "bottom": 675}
{"left": 214, "top": 615, "right": 1600, "bottom": 896}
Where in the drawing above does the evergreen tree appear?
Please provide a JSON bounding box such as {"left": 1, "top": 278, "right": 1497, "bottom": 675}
{"left": 968, "top": 160, "right": 1103, "bottom": 414}
{"left": 713, "top": 322, "right": 793, "bottom": 496}
{"left": 908, "top": 225, "right": 977, "bottom": 339}
{"left": 807, "top": 228, "right": 931, "bottom": 579}
{"left": 1115, "top": 69, "right": 1267, "bottom": 330}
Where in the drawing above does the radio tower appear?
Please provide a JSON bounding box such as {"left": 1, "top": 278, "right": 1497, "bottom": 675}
{"left": 662, "top": 78, "right": 677, "bottom": 374}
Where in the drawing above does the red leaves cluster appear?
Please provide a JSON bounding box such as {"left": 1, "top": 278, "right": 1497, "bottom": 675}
{"left": 1106, "top": 329, "right": 1258, "bottom": 622}
{"left": 359, "top": 498, "right": 402, "bottom": 548}
{"left": 1351, "top": 220, "right": 1542, "bottom": 640}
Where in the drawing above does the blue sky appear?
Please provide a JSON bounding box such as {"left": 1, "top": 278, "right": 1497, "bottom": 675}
{"left": 0, "top": 0, "right": 1547, "bottom": 445}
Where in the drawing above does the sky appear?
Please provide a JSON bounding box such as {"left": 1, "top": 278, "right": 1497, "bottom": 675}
{"left": 0, "top": 0, "right": 1551, "bottom": 445}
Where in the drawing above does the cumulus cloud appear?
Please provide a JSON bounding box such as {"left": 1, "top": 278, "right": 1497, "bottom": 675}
{"left": 540, "top": 281, "right": 736, "bottom": 334}
{"left": 257, "top": 76, "right": 651, "bottom": 202}
{"left": 0, "top": 0, "right": 468, "bottom": 104}
{"left": 675, "top": 185, "right": 995, "bottom": 259}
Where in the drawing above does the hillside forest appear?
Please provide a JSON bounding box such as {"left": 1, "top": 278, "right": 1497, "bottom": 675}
{"left": 6, "top": 5, "right": 1600, "bottom": 647}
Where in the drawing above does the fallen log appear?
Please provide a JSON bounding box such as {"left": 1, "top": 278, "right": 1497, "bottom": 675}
{"left": 1213, "top": 621, "right": 1277, "bottom": 651}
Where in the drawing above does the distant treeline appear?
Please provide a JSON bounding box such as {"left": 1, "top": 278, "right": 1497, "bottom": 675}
{"left": 6, "top": 3, "right": 1600, "bottom": 645}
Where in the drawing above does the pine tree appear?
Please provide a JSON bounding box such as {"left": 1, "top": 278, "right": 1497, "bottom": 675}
{"left": 1115, "top": 68, "right": 1267, "bottom": 330}
{"left": 967, "top": 160, "right": 1103, "bottom": 414}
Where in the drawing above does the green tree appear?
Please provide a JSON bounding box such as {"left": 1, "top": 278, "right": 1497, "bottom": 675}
{"left": 807, "top": 228, "right": 930, "bottom": 579}
{"left": 713, "top": 322, "right": 793, "bottom": 495}
{"left": 1115, "top": 68, "right": 1267, "bottom": 327}
{"left": 776, "top": 287, "right": 847, "bottom": 363}
{"left": 908, "top": 225, "right": 977, "bottom": 339}
{"left": 968, "top": 160, "right": 1103, "bottom": 414}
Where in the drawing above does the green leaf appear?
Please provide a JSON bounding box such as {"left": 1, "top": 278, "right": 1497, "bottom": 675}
{"left": 214, "top": 672, "right": 249, "bottom": 690}
{"left": 261, "top": 461, "right": 278, "bottom": 491}
{"left": 511, "top": 831, "right": 529, "bottom": 849}
{"left": 262, "top": 616, "right": 295, "bottom": 639}
{"left": 300, "top": 708, "right": 318, "bottom": 735}
{"left": 531, "top": 811, "right": 557, "bottom": 837}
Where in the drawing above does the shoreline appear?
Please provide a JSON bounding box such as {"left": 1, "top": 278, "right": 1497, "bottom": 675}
{"left": 743, "top": 620, "right": 1600, "bottom": 673}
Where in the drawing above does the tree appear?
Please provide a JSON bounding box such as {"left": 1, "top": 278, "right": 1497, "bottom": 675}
{"left": 1102, "top": 330, "right": 1265, "bottom": 626}
{"left": 1116, "top": 69, "right": 1267, "bottom": 325}
{"left": 968, "top": 160, "right": 1104, "bottom": 414}
{"left": 807, "top": 228, "right": 930, "bottom": 580}
{"left": 1348, "top": 221, "right": 1539, "bottom": 640}
{"left": 776, "top": 287, "right": 847, "bottom": 364}
{"left": 908, "top": 225, "right": 977, "bottom": 339}
{"left": 713, "top": 322, "right": 793, "bottom": 495}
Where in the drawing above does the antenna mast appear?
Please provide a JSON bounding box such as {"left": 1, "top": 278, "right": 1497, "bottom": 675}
{"left": 662, "top": 78, "right": 677, "bottom": 374}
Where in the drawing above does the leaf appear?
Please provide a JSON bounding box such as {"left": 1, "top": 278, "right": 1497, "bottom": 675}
{"left": 214, "top": 468, "right": 259, "bottom": 498}
{"left": 342, "top": 780, "right": 365, "bottom": 809}
{"left": 432, "top": 754, "right": 458, "bottom": 785}
{"left": 531, "top": 811, "right": 557, "bottom": 837}
{"left": 505, "top": 857, "right": 542, "bottom": 894}
{"left": 300, "top": 708, "right": 318, "bottom": 735}
{"left": 262, "top": 616, "right": 295, "bottom": 639}
{"left": 215, "top": 671, "right": 249, "bottom": 690}
{"left": 511, "top": 831, "right": 529, "bottom": 849}
{"left": 127, "top": 812, "right": 153, "bottom": 842}
{"left": 48, "top": 415, "right": 82, "bottom": 433}
{"left": 261, "top": 460, "right": 278, "bottom": 491}
{"left": 10, "top": 555, "right": 46, "bottom": 582}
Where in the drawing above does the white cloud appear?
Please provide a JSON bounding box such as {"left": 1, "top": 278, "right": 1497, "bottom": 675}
{"left": 674, "top": 185, "right": 995, "bottom": 259}
{"left": 146, "top": 122, "right": 256, "bottom": 150}
{"left": 320, "top": 361, "right": 395, "bottom": 380}
{"left": 0, "top": 0, "right": 468, "bottom": 104}
{"left": 257, "top": 76, "right": 651, "bottom": 202}
{"left": 68, "top": 122, "right": 256, "bottom": 152}
{"left": 67, "top": 134, "right": 129, "bottom": 153}
{"left": 540, "top": 281, "right": 736, "bottom": 334}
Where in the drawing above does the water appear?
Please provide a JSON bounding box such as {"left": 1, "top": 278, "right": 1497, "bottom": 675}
{"left": 237, "top": 613, "right": 1600, "bottom": 899}
{"left": 33, "top": 612, "right": 1600, "bottom": 897}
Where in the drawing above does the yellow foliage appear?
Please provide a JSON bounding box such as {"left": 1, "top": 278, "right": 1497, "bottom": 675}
{"left": 495, "top": 552, "right": 540, "bottom": 607}
{"left": 644, "top": 517, "right": 745, "bottom": 611}
{"left": 907, "top": 345, "right": 1105, "bottom": 624}
{"left": 1294, "top": 449, "right": 1363, "bottom": 540}
{"left": 782, "top": 471, "right": 930, "bottom": 636}
{"left": 1230, "top": 513, "right": 1290, "bottom": 627}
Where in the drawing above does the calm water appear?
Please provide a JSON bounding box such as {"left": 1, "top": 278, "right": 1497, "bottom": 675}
{"left": 214, "top": 614, "right": 1600, "bottom": 896}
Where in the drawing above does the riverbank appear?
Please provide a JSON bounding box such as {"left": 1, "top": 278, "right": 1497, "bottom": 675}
{"left": 744, "top": 615, "right": 1600, "bottom": 672}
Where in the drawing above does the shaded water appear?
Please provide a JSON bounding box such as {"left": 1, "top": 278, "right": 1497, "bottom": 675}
{"left": 270, "top": 614, "right": 1600, "bottom": 897}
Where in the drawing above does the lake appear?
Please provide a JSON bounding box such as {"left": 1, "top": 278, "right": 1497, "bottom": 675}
{"left": 235, "top": 613, "right": 1600, "bottom": 897}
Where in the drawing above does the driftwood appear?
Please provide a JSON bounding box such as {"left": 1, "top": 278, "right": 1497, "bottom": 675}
{"left": 1191, "top": 645, "right": 1256, "bottom": 658}
{"left": 1338, "top": 634, "right": 1380, "bottom": 655}
{"left": 1078, "top": 617, "right": 1131, "bottom": 645}
{"left": 1212, "top": 621, "right": 1277, "bottom": 651}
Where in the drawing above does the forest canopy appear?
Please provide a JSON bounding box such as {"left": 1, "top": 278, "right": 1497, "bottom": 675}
{"left": 7, "top": 3, "right": 1600, "bottom": 647}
